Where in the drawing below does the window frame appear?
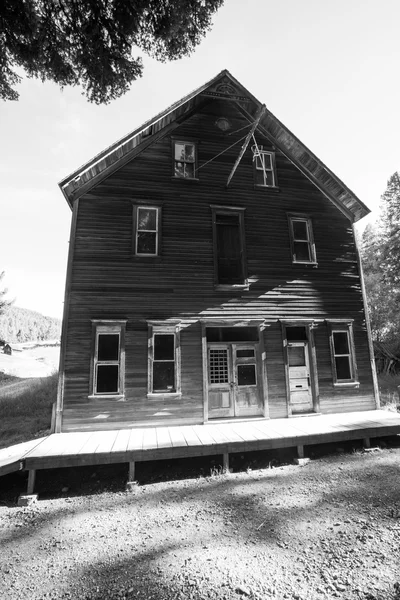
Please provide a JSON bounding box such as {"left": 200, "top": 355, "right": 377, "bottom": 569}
{"left": 287, "top": 213, "right": 317, "bottom": 265}
{"left": 327, "top": 320, "right": 359, "bottom": 387}
{"left": 89, "top": 320, "right": 126, "bottom": 399}
{"left": 147, "top": 323, "right": 181, "bottom": 397}
{"left": 210, "top": 205, "right": 248, "bottom": 288}
{"left": 172, "top": 139, "right": 198, "bottom": 180}
{"left": 133, "top": 205, "right": 161, "bottom": 257}
{"left": 254, "top": 148, "right": 277, "bottom": 188}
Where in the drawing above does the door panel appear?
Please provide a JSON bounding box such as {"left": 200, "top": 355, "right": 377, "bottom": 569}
{"left": 208, "top": 346, "right": 234, "bottom": 417}
{"left": 208, "top": 343, "right": 263, "bottom": 418}
{"left": 288, "top": 342, "right": 313, "bottom": 414}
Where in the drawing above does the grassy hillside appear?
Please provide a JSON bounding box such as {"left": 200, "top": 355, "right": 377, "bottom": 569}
{"left": 0, "top": 305, "right": 61, "bottom": 343}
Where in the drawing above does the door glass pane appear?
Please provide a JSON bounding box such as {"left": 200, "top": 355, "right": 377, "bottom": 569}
{"left": 237, "top": 364, "right": 256, "bottom": 386}
{"left": 153, "top": 362, "right": 175, "bottom": 391}
{"left": 98, "top": 334, "right": 119, "bottom": 361}
{"left": 209, "top": 349, "right": 229, "bottom": 384}
{"left": 288, "top": 346, "right": 306, "bottom": 367}
{"left": 293, "top": 220, "right": 308, "bottom": 240}
{"left": 333, "top": 332, "right": 350, "bottom": 355}
{"left": 236, "top": 349, "right": 255, "bottom": 358}
{"left": 137, "top": 231, "right": 156, "bottom": 254}
{"left": 154, "top": 335, "right": 174, "bottom": 360}
{"left": 335, "top": 356, "right": 351, "bottom": 380}
{"left": 294, "top": 241, "right": 311, "bottom": 261}
{"left": 96, "top": 365, "right": 119, "bottom": 393}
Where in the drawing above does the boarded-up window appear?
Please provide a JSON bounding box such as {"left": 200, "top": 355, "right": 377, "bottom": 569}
{"left": 211, "top": 208, "right": 246, "bottom": 285}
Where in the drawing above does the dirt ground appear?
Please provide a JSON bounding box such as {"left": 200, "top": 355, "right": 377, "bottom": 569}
{"left": 1, "top": 442, "right": 400, "bottom": 600}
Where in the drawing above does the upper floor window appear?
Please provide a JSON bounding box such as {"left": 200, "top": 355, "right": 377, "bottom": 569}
{"left": 327, "top": 321, "right": 358, "bottom": 385}
{"left": 90, "top": 321, "right": 126, "bottom": 398}
{"left": 174, "top": 141, "right": 196, "bottom": 179}
{"left": 134, "top": 206, "right": 160, "bottom": 256}
{"left": 288, "top": 215, "right": 317, "bottom": 264}
{"left": 211, "top": 206, "right": 247, "bottom": 286}
{"left": 254, "top": 148, "right": 277, "bottom": 187}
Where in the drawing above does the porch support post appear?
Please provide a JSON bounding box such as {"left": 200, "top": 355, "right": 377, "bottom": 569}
{"left": 27, "top": 469, "right": 36, "bottom": 495}
{"left": 222, "top": 453, "right": 229, "bottom": 472}
{"left": 297, "top": 445, "right": 304, "bottom": 459}
{"left": 128, "top": 461, "right": 135, "bottom": 481}
{"left": 363, "top": 438, "right": 371, "bottom": 449}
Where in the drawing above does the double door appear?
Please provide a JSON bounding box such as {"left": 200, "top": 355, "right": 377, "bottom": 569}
{"left": 207, "top": 343, "right": 263, "bottom": 418}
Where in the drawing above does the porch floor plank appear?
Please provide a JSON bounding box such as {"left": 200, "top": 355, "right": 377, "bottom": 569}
{"left": 4, "top": 409, "right": 399, "bottom": 476}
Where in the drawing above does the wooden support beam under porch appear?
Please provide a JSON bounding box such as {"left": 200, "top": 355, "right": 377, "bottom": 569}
{"left": 5, "top": 410, "right": 398, "bottom": 492}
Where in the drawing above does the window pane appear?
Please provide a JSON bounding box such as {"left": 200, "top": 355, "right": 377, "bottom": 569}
{"left": 333, "top": 331, "right": 350, "bottom": 355}
{"left": 137, "top": 231, "right": 157, "bottom": 254}
{"left": 262, "top": 153, "right": 272, "bottom": 170}
{"left": 153, "top": 362, "right": 175, "bottom": 391}
{"left": 209, "top": 349, "right": 229, "bottom": 384}
{"left": 288, "top": 346, "right": 306, "bottom": 367}
{"left": 237, "top": 364, "right": 256, "bottom": 386}
{"left": 174, "top": 161, "right": 185, "bottom": 177}
{"left": 154, "top": 334, "right": 174, "bottom": 360}
{"left": 292, "top": 220, "right": 308, "bottom": 240}
{"left": 98, "top": 334, "right": 119, "bottom": 361}
{"left": 184, "top": 162, "right": 195, "bottom": 178}
{"left": 294, "top": 241, "right": 311, "bottom": 262}
{"left": 236, "top": 349, "right": 255, "bottom": 358}
{"left": 96, "top": 365, "right": 119, "bottom": 393}
{"left": 175, "top": 143, "right": 186, "bottom": 161}
{"left": 138, "top": 208, "right": 157, "bottom": 231}
{"left": 335, "top": 356, "right": 351, "bottom": 380}
{"left": 263, "top": 170, "right": 274, "bottom": 186}
{"left": 184, "top": 144, "right": 195, "bottom": 162}
{"left": 255, "top": 169, "right": 265, "bottom": 185}
{"left": 286, "top": 327, "right": 307, "bottom": 342}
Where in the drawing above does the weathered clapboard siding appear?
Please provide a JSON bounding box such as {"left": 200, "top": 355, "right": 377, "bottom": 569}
{"left": 60, "top": 98, "right": 375, "bottom": 432}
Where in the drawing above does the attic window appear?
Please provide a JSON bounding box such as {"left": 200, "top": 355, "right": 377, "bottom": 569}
{"left": 173, "top": 141, "right": 197, "bottom": 179}
{"left": 253, "top": 147, "right": 277, "bottom": 187}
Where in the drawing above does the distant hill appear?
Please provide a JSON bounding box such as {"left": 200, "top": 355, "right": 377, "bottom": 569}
{"left": 0, "top": 306, "right": 61, "bottom": 343}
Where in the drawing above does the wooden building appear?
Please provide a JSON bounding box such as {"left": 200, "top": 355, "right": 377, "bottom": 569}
{"left": 54, "top": 70, "right": 378, "bottom": 435}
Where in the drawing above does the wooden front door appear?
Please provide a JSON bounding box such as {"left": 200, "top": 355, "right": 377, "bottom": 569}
{"left": 207, "top": 343, "right": 263, "bottom": 419}
{"left": 287, "top": 342, "right": 313, "bottom": 414}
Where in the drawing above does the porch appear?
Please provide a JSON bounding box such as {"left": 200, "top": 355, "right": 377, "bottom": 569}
{"left": 1, "top": 409, "right": 400, "bottom": 497}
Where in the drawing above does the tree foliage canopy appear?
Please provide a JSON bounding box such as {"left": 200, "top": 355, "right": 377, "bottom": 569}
{"left": 0, "top": 0, "right": 223, "bottom": 103}
{"left": 0, "top": 271, "right": 12, "bottom": 316}
{"left": 361, "top": 172, "right": 400, "bottom": 343}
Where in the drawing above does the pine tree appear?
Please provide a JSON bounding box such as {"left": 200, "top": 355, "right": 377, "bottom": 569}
{"left": 0, "top": 271, "right": 12, "bottom": 316}
{"left": 380, "top": 172, "right": 400, "bottom": 289}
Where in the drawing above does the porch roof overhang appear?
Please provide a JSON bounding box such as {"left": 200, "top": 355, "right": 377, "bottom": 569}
{"left": 59, "top": 70, "right": 370, "bottom": 223}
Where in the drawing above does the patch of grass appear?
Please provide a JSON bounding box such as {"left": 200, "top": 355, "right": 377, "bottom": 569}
{"left": 0, "top": 372, "right": 58, "bottom": 449}
{"left": 378, "top": 373, "right": 400, "bottom": 410}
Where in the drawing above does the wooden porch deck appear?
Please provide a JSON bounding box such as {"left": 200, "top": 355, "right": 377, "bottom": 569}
{"left": 1, "top": 410, "right": 400, "bottom": 489}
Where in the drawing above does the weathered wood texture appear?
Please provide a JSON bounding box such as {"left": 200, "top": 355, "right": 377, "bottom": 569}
{"left": 61, "top": 99, "right": 375, "bottom": 432}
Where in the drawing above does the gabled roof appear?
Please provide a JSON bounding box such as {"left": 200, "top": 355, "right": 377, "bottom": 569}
{"left": 59, "top": 70, "right": 370, "bottom": 222}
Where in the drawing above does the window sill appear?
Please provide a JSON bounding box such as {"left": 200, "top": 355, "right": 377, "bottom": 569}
{"left": 88, "top": 394, "right": 125, "bottom": 401}
{"left": 147, "top": 392, "right": 182, "bottom": 399}
{"left": 333, "top": 382, "right": 360, "bottom": 389}
{"left": 254, "top": 184, "right": 280, "bottom": 192}
{"left": 171, "top": 176, "right": 199, "bottom": 183}
{"left": 215, "top": 283, "right": 250, "bottom": 292}
{"left": 131, "top": 255, "right": 162, "bottom": 262}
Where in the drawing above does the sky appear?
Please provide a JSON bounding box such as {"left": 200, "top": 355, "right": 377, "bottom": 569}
{"left": 1, "top": 0, "right": 399, "bottom": 319}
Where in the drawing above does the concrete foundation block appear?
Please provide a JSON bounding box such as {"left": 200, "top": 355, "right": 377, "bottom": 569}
{"left": 17, "top": 494, "right": 38, "bottom": 506}
{"left": 294, "top": 457, "right": 311, "bottom": 466}
{"left": 125, "top": 481, "right": 138, "bottom": 492}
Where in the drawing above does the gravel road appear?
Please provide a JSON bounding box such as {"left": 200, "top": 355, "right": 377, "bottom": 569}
{"left": 1, "top": 444, "right": 400, "bottom": 600}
